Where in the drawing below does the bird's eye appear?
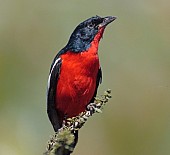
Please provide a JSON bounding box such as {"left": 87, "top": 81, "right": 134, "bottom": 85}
{"left": 88, "top": 22, "right": 95, "bottom": 28}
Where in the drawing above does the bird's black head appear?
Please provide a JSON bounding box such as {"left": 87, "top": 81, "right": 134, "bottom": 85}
{"left": 65, "top": 15, "right": 116, "bottom": 52}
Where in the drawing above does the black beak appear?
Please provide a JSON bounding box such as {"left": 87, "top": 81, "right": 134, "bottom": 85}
{"left": 99, "top": 16, "right": 117, "bottom": 28}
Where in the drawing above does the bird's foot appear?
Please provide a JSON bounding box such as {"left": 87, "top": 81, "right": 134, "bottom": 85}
{"left": 86, "top": 102, "right": 102, "bottom": 114}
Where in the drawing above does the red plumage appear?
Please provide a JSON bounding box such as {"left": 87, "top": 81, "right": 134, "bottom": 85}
{"left": 56, "top": 28, "right": 104, "bottom": 121}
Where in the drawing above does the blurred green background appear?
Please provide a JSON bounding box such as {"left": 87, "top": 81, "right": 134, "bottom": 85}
{"left": 0, "top": 0, "right": 170, "bottom": 155}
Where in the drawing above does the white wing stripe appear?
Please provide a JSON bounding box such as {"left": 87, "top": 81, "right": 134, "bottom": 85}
{"left": 47, "top": 57, "right": 61, "bottom": 91}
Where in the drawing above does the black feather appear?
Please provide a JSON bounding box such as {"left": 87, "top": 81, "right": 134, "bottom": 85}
{"left": 47, "top": 57, "right": 62, "bottom": 131}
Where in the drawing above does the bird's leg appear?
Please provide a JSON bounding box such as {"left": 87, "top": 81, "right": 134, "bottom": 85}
{"left": 86, "top": 102, "right": 102, "bottom": 114}
{"left": 86, "top": 102, "right": 96, "bottom": 114}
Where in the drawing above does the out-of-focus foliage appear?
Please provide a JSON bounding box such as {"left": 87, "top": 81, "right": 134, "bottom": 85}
{"left": 0, "top": 0, "right": 169, "bottom": 155}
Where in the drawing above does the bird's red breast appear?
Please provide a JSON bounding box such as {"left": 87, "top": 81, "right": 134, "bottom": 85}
{"left": 56, "top": 28, "right": 104, "bottom": 120}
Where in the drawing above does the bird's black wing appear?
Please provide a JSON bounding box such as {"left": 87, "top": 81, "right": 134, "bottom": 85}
{"left": 47, "top": 53, "right": 79, "bottom": 155}
{"left": 90, "top": 67, "right": 102, "bottom": 103}
{"left": 47, "top": 56, "right": 62, "bottom": 132}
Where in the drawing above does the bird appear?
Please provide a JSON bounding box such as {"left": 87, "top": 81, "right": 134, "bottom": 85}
{"left": 47, "top": 15, "right": 116, "bottom": 154}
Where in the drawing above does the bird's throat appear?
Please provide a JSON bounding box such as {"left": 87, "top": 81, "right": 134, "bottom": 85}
{"left": 93, "top": 27, "right": 105, "bottom": 43}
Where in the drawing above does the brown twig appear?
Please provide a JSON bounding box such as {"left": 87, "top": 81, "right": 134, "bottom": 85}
{"left": 44, "top": 89, "right": 112, "bottom": 155}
